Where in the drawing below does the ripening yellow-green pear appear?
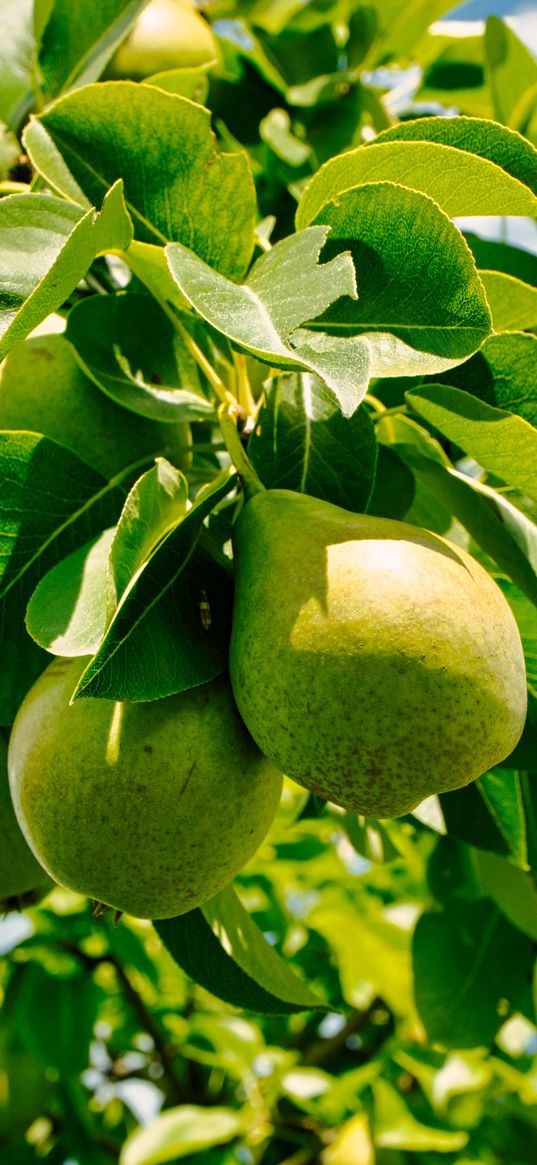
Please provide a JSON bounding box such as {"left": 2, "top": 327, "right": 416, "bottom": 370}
{"left": 229, "top": 489, "right": 527, "bottom": 818}
{"left": 108, "top": 0, "right": 219, "bottom": 79}
{"left": 0, "top": 335, "right": 190, "bottom": 479}
{"left": 8, "top": 658, "right": 282, "bottom": 920}
{"left": 0, "top": 730, "right": 52, "bottom": 912}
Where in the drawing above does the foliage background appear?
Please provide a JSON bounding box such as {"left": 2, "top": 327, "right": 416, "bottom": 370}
{"left": 1, "top": 0, "right": 537, "bottom": 1162}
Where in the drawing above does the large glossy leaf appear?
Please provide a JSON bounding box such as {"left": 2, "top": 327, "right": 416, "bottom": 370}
{"left": 407, "top": 385, "right": 537, "bottom": 502}
{"left": 0, "top": 432, "right": 124, "bottom": 724}
{"left": 417, "top": 33, "right": 490, "bottom": 119}
{"left": 413, "top": 898, "right": 534, "bottom": 1047}
{"left": 296, "top": 140, "right": 537, "bottom": 230}
{"left": 366, "top": 444, "right": 415, "bottom": 521}
{"left": 397, "top": 449, "right": 537, "bottom": 607}
{"left": 372, "top": 1079, "right": 468, "bottom": 1152}
{"left": 109, "top": 457, "right": 189, "bottom": 602}
{"left": 72, "top": 472, "right": 235, "bottom": 701}
{"left": 313, "top": 183, "right": 492, "bottom": 370}
{"left": 120, "top": 1106, "right": 243, "bottom": 1165}
{"left": 167, "top": 227, "right": 372, "bottom": 417}
{"left": 428, "top": 332, "right": 537, "bottom": 425}
{"left": 0, "top": 182, "right": 133, "bottom": 361}
{"left": 485, "top": 16, "right": 537, "bottom": 129}
{"left": 38, "top": 0, "right": 149, "bottom": 98}
{"left": 248, "top": 373, "right": 378, "bottom": 511}
{"left": 155, "top": 884, "right": 325, "bottom": 1014}
{"left": 476, "top": 851, "right": 537, "bottom": 941}
{"left": 310, "top": 904, "right": 414, "bottom": 1016}
{"left": 0, "top": 0, "right": 36, "bottom": 130}
{"left": 26, "top": 458, "right": 189, "bottom": 657}
{"left": 7, "top": 962, "right": 101, "bottom": 1076}
{"left": 464, "top": 233, "right": 537, "bottom": 288}
{"left": 415, "top": 771, "right": 528, "bottom": 866}
{"left": 366, "top": 0, "right": 457, "bottom": 67}
{"left": 24, "top": 82, "right": 256, "bottom": 279}
{"left": 369, "top": 114, "right": 537, "bottom": 195}
{"left": 26, "top": 528, "right": 116, "bottom": 657}
{"left": 66, "top": 294, "right": 213, "bottom": 422}
{"left": 479, "top": 271, "right": 537, "bottom": 332}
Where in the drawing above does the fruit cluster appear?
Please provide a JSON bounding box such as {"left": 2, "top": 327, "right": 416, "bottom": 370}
{"left": 3, "top": 474, "right": 527, "bottom": 920}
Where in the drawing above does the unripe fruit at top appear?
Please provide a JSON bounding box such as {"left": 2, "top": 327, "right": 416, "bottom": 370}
{"left": 0, "top": 730, "right": 52, "bottom": 912}
{"left": 108, "top": 0, "right": 219, "bottom": 79}
{"left": 8, "top": 658, "right": 283, "bottom": 920}
{"left": 229, "top": 489, "right": 527, "bottom": 818}
{"left": 0, "top": 335, "right": 190, "bottom": 479}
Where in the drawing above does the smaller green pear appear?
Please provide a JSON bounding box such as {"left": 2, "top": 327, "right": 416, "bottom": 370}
{"left": 108, "top": 0, "right": 219, "bottom": 78}
{"left": 8, "top": 659, "right": 282, "bottom": 920}
{"left": 0, "top": 731, "right": 52, "bottom": 912}
{"left": 0, "top": 335, "right": 190, "bottom": 479}
{"left": 229, "top": 489, "right": 527, "bottom": 818}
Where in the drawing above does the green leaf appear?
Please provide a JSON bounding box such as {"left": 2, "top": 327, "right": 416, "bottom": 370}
{"left": 0, "top": 182, "right": 133, "bottom": 361}
{"left": 372, "top": 1078, "right": 468, "bottom": 1152}
{"left": 479, "top": 271, "right": 537, "bottom": 332}
{"left": 366, "top": 0, "right": 458, "bottom": 67}
{"left": 296, "top": 140, "right": 537, "bottom": 231}
{"left": 120, "top": 1105, "right": 243, "bottom": 1165}
{"left": 0, "top": 332, "right": 191, "bottom": 479}
{"left": 72, "top": 472, "right": 235, "bottom": 701}
{"left": 434, "top": 763, "right": 529, "bottom": 868}
{"left": 397, "top": 450, "right": 537, "bottom": 607}
{"left": 485, "top": 16, "right": 537, "bottom": 129}
{"left": 248, "top": 373, "right": 378, "bottom": 511}
{"left": 25, "top": 457, "right": 189, "bottom": 658}
{"left": 368, "top": 114, "right": 537, "bottom": 195}
{"left": 38, "top": 0, "right": 149, "bottom": 99}
{"left": 417, "top": 34, "right": 489, "bottom": 119}
{"left": 413, "top": 898, "right": 534, "bottom": 1047}
{"left": 24, "top": 81, "right": 256, "bottom": 279}
{"left": 26, "top": 528, "right": 115, "bottom": 657}
{"left": 407, "top": 385, "right": 537, "bottom": 502}
{"left": 310, "top": 904, "right": 414, "bottom": 1016}
{"left": 66, "top": 293, "right": 214, "bottom": 422}
{"left": 502, "top": 581, "right": 537, "bottom": 697}
{"left": 366, "top": 444, "right": 415, "bottom": 521}
{"left": 0, "top": 432, "right": 124, "bottom": 723}
{"left": 167, "top": 227, "right": 372, "bottom": 417}
{"left": 476, "top": 851, "right": 537, "bottom": 941}
{"left": 155, "top": 884, "right": 325, "bottom": 1014}
{"left": 144, "top": 65, "right": 212, "bottom": 103}
{"left": 429, "top": 332, "right": 537, "bottom": 425}
{"left": 109, "top": 457, "right": 189, "bottom": 603}
{"left": 0, "top": 0, "right": 36, "bottom": 130}
{"left": 464, "top": 233, "right": 537, "bottom": 288}
{"left": 7, "top": 958, "right": 100, "bottom": 1076}
{"left": 312, "top": 183, "right": 492, "bottom": 371}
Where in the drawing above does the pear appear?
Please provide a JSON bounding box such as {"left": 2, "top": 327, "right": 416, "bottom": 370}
{"left": 0, "top": 730, "right": 52, "bottom": 912}
{"left": 8, "top": 658, "right": 282, "bottom": 920}
{"left": 229, "top": 489, "right": 527, "bottom": 818}
{"left": 107, "top": 0, "right": 219, "bottom": 79}
{"left": 0, "top": 335, "right": 190, "bottom": 479}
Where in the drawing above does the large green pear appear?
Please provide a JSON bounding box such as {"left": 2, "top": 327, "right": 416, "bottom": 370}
{"left": 0, "top": 731, "right": 52, "bottom": 911}
{"left": 0, "top": 335, "right": 190, "bottom": 479}
{"left": 229, "top": 489, "right": 527, "bottom": 818}
{"left": 8, "top": 658, "right": 282, "bottom": 919}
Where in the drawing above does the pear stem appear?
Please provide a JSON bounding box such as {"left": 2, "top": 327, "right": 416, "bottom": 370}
{"left": 218, "top": 405, "right": 265, "bottom": 501}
